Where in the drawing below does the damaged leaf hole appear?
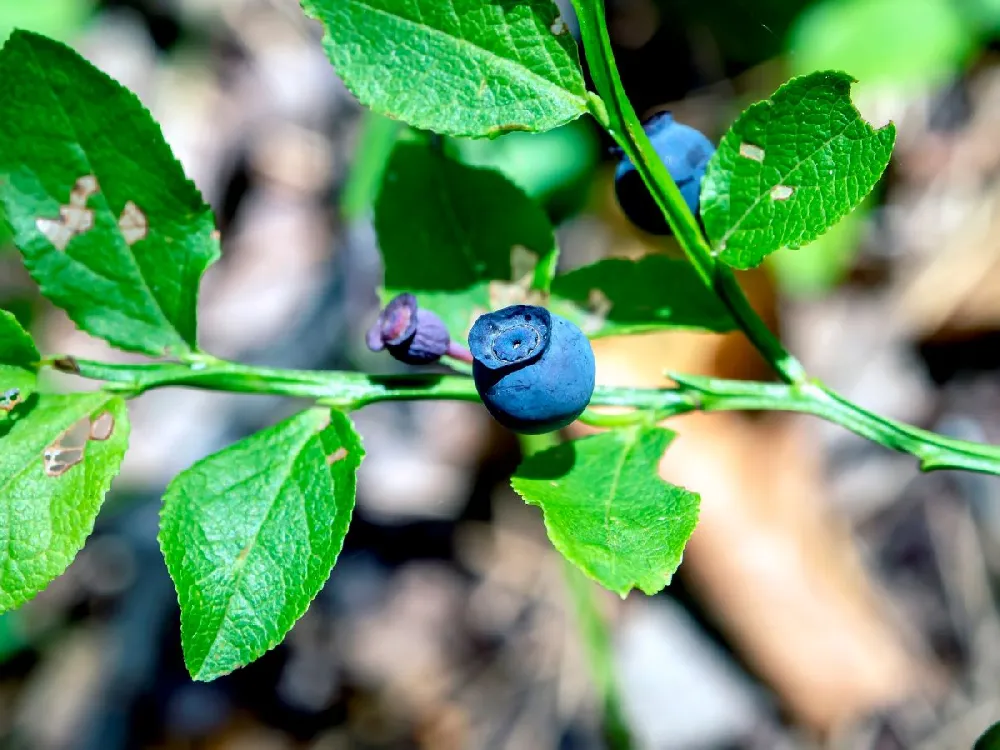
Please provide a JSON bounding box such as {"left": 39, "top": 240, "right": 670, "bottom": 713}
{"left": 770, "top": 185, "right": 793, "bottom": 201}
{"left": 35, "top": 174, "right": 148, "bottom": 250}
{"left": 326, "top": 446, "right": 349, "bottom": 466}
{"left": 0, "top": 388, "right": 22, "bottom": 413}
{"left": 739, "top": 143, "right": 765, "bottom": 162}
{"left": 118, "top": 200, "right": 148, "bottom": 245}
{"left": 42, "top": 411, "right": 115, "bottom": 477}
{"left": 36, "top": 174, "right": 99, "bottom": 251}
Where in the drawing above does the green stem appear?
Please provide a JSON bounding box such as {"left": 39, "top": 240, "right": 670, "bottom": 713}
{"left": 49, "top": 357, "right": 1000, "bottom": 475}
{"left": 571, "top": 0, "right": 805, "bottom": 384}
{"left": 519, "top": 432, "right": 635, "bottom": 750}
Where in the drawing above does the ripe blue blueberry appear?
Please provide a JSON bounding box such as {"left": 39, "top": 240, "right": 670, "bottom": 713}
{"left": 614, "top": 111, "right": 715, "bottom": 235}
{"left": 366, "top": 293, "right": 453, "bottom": 365}
{"left": 469, "top": 305, "right": 596, "bottom": 434}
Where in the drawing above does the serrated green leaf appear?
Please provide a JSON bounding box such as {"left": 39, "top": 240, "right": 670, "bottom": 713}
{"left": 160, "top": 409, "right": 364, "bottom": 681}
{"left": 0, "top": 31, "right": 220, "bottom": 356}
{"left": 0, "top": 309, "right": 39, "bottom": 410}
{"left": 512, "top": 427, "right": 700, "bottom": 597}
{"left": 375, "top": 140, "right": 558, "bottom": 345}
{"left": 301, "top": 0, "right": 588, "bottom": 137}
{"left": 0, "top": 393, "right": 129, "bottom": 612}
{"left": 549, "top": 256, "right": 735, "bottom": 336}
{"left": 701, "top": 70, "right": 895, "bottom": 270}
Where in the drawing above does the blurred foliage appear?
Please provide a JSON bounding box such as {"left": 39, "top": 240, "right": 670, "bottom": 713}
{"left": 767, "top": 200, "right": 869, "bottom": 297}
{"left": 452, "top": 120, "right": 600, "bottom": 224}
{"left": 964, "top": 0, "right": 1000, "bottom": 33}
{"left": 656, "top": 0, "right": 812, "bottom": 66}
{"left": 341, "top": 111, "right": 401, "bottom": 221}
{"left": 773, "top": 0, "right": 987, "bottom": 295}
{"left": 0, "top": 0, "right": 93, "bottom": 44}
{"left": 788, "top": 0, "right": 974, "bottom": 91}
{"left": 343, "top": 120, "right": 598, "bottom": 226}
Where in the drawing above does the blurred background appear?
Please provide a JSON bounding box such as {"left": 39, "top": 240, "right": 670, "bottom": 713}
{"left": 4, "top": 0, "right": 1000, "bottom": 747}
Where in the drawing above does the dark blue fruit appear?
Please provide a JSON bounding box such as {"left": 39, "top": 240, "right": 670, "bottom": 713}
{"left": 469, "top": 305, "right": 596, "bottom": 435}
{"left": 614, "top": 111, "right": 715, "bottom": 235}
{"left": 366, "top": 293, "right": 451, "bottom": 365}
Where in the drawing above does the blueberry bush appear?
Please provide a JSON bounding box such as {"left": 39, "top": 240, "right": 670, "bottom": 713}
{"left": 1, "top": 0, "right": 999, "bottom": 689}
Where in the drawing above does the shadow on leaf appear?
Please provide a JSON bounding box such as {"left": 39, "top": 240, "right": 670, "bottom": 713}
{"left": 515, "top": 439, "right": 578, "bottom": 480}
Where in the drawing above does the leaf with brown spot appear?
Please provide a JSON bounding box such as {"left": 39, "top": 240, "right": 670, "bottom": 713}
{"left": 89, "top": 412, "right": 115, "bottom": 441}
{"left": 0, "top": 31, "right": 220, "bottom": 355}
{"left": 0, "top": 388, "right": 23, "bottom": 413}
{"left": 0, "top": 393, "right": 129, "bottom": 612}
{"left": 117, "top": 201, "right": 148, "bottom": 246}
{"left": 326, "top": 446, "right": 348, "bottom": 466}
{"left": 0, "top": 309, "right": 39, "bottom": 415}
{"left": 701, "top": 71, "right": 895, "bottom": 269}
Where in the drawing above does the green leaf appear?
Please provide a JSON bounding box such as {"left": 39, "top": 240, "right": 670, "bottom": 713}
{"left": 375, "top": 140, "right": 558, "bottom": 344}
{"left": 976, "top": 720, "right": 1000, "bottom": 750}
{"left": 160, "top": 409, "right": 364, "bottom": 681}
{"left": 700, "top": 71, "right": 895, "bottom": 270}
{"left": 451, "top": 121, "right": 600, "bottom": 222}
{"left": 0, "top": 309, "right": 39, "bottom": 411}
{"left": 0, "top": 393, "right": 129, "bottom": 613}
{"left": 512, "top": 427, "right": 700, "bottom": 597}
{"left": 549, "top": 256, "right": 735, "bottom": 336}
{"left": 0, "top": 31, "right": 220, "bottom": 356}
{"left": 301, "top": 0, "right": 588, "bottom": 137}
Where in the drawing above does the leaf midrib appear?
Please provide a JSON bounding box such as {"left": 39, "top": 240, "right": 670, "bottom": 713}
{"left": 192, "top": 424, "right": 319, "bottom": 677}
{"left": 602, "top": 431, "right": 634, "bottom": 585}
{"left": 334, "top": 0, "right": 586, "bottom": 108}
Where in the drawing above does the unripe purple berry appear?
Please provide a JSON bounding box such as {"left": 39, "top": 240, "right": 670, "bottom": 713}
{"left": 366, "top": 293, "right": 451, "bottom": 365}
